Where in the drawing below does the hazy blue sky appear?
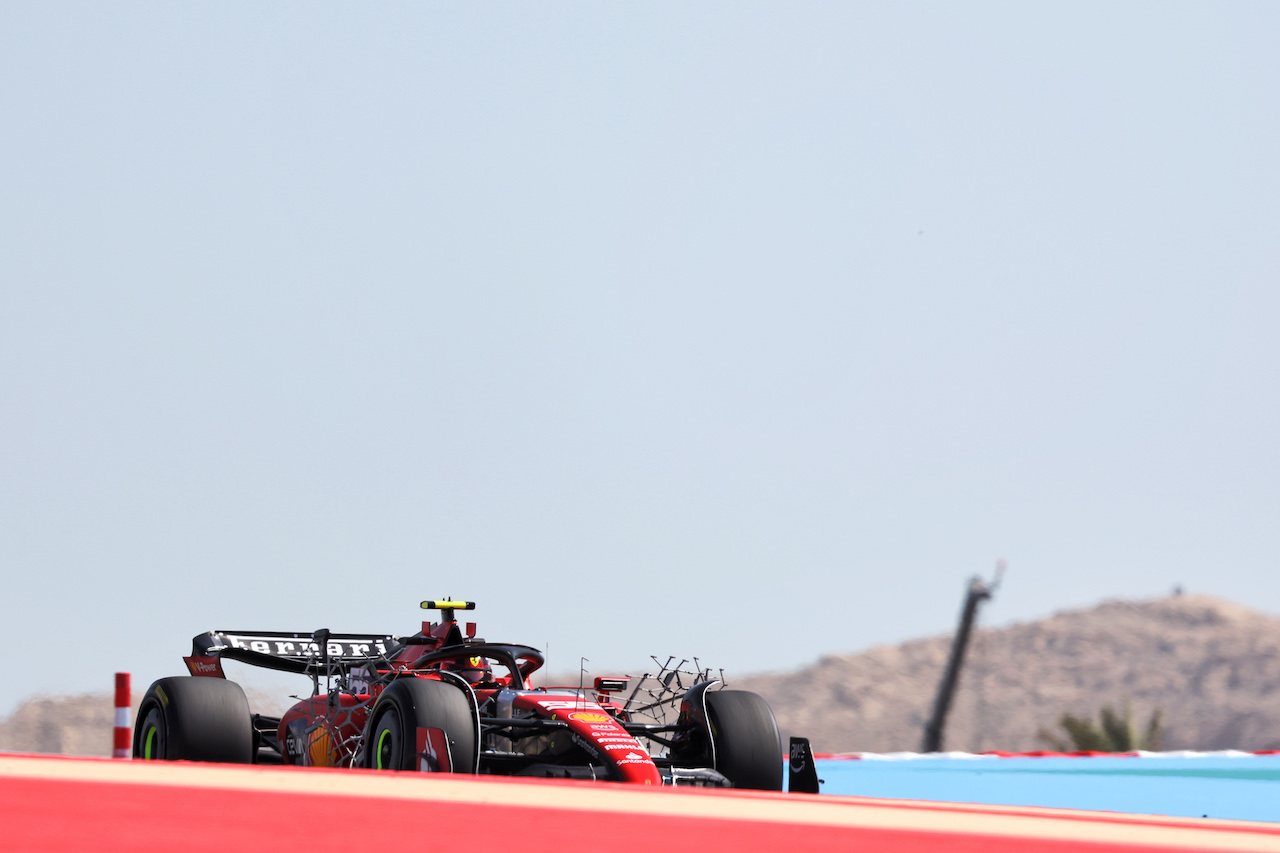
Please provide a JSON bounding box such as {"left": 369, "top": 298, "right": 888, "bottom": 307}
{"left": 2, "top": 3, "right": 1277, "bottom": 713}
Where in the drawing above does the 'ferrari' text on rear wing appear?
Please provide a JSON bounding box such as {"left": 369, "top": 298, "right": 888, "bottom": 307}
{"left": 193, "top": 631, "right": 396, "bottom": 662}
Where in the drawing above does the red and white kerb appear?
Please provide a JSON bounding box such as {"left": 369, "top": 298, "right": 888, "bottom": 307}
{"left": 113, "top": 672, "right": 130, "bottom": 759}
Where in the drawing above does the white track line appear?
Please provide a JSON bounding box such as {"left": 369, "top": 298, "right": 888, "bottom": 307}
{"left": 1, "top": 755, "right": 1277, "bottom": 852}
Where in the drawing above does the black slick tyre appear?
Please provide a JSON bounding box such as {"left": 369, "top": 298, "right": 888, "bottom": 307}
{"left": 706, "top": 689, "right": 783, "bottom": 790}
{"left": 133, "top": 676, "right": 253, "bottom": 763}
{"left": 365, "top": 678, "right": 477, "bottom": 772}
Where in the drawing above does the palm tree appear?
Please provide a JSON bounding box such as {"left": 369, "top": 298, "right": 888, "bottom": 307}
{"left": 1038, "top": 702, "right": 1164, "bottom": 752}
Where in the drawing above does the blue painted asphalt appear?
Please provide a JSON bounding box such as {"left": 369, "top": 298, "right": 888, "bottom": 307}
{"left": 815, "top": 755, "right": 1280, "bottom": 823}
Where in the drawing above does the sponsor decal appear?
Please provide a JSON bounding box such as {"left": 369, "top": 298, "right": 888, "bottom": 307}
{"left": 285, "top": 721, "right": 306, "bottom": 759}
{"left": 308, "top": 725, "right": 337, "bottom": 768}
{"left": 570, "top": 734, "right": 600, "bottom": 759}
{"left": 589, "top": 736, "right": 638, "bottom": 744}
{"left": 534, "top": 700, "right": 605, "bottom": 712}
{"left": 221, "top": 634, "right": 389, "bottom": 658}
{"left": 790, "top": 740, "right": 807, "bottom": 772}
{"left": 416, "top": 727, "right": 452, "bottom": 772}
{"left": 155, "top": 685, "right": 169, "bottom": 708}
{"left": 183, "top": 656, "right": 225, "bottom": 678}
{"left": 349, "top": 666, "right": 372, "bottom": 695}
{"left": 602, "top": 742, "right": 642, "bottom": 751}
{"left": 568, "top": 712, "right": 613, "bottom": 723}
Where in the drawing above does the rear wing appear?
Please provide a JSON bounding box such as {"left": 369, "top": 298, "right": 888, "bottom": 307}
{"left": 190, "top": 630, "right": 399, "bottom": 675}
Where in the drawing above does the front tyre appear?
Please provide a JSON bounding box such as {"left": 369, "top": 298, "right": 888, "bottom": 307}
{"left": 707, "top": 690, "right": 783, "bottom": 790}
{"left": 364, "top": 678, "right": 477, "bottom": 772}
{"left": 133, "top": 677, "right": 253, "bottom": 763}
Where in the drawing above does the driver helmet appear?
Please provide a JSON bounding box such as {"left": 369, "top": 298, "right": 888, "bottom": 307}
{"left": 448, "top": 655, "right": 492, "bottom": 686}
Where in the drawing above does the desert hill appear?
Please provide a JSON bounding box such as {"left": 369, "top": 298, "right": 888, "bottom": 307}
{"left": 0, "top": 693, "right": 129, "bottom": 757}
{"left": 5, "top": 594, "right": 1279, "bottom": 757}
{"left": 737, "top": 594, "right": 1280, "bottom": 754}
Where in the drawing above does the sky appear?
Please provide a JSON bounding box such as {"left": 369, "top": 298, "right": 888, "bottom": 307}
{"left": 1, "top": 3, "right": 1277, "bottom": 714}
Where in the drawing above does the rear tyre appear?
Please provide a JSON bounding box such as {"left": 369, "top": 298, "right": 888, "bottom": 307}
{"left": 133, "top": 677, "right": 253, "bottom": 763}
{"left": 365, "top": 678, "right": 477, "bottom": 772}
{"left": 706, "top": 690, "right": 783, "bottom": 790}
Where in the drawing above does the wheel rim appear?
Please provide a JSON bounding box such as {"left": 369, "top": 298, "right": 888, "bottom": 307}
{"left": 375, "top": 728, "right": 392, "bottom": 769}
{"left": 137, "top": 706, "right": 165, "bottom": 760}
{"left": 372, "top": 709, "right": 400, "bottom": 770}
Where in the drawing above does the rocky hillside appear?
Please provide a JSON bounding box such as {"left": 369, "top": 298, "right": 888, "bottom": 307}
{"left": 0, "top": 693, "right": 127, "bottom": 757}
{"left": 738, "top": 594, "right": 1280, "bottom": 754}
{"left": 0, "top": 688, "right": 267, "bottom": 758}
{"left": 5, "top": 594, "right": 1279, "bottom": 757}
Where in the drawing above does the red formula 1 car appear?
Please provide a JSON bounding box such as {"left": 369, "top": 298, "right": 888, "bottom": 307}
{"left": 134, "top": 601, "right": 786, "bottom": 789}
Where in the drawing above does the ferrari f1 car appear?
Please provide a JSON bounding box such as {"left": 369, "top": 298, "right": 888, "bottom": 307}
{"left": 134, "top": 601, "right": 785, "bottom": 789}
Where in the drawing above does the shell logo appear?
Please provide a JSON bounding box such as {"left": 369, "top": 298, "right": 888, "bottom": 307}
{"left": 307, "top": 725, "right": 338, "bottom": 767}
{"left": 569, "top": 712, "right": 613, "bottom": 723}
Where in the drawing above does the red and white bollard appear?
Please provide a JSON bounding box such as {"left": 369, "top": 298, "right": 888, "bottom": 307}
{"left": 113, "top": 672, "right": 131, "bottom": 759}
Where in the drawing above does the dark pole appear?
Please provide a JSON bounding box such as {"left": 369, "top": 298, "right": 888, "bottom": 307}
{"left": 921, "top": 563, "right": 1003, "bottom": 753}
